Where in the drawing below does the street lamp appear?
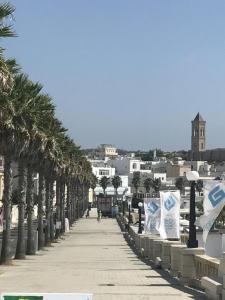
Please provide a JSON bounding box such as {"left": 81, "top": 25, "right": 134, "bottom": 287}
{"left": 127, "top": 198, "right": 132, "bottom": 224}
{"left": 138, "top": 202, "right": 143, "bottom": 234}
{"left": 186, "top": 170, "right": 199, "bottom": 248}
{"left": 122, "top": 197, "right": 126, "bottom": 216}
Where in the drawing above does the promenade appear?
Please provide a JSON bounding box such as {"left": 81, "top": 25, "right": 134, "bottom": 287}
{"left": 0, "top": 209, "right": 206, "bottom": 300}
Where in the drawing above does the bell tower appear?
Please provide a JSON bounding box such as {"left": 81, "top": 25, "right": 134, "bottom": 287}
{"left": 191, "top": 113, "right": 206, "bottom": 152}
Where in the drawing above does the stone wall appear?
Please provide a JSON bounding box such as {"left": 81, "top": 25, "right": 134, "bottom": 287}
{"left": 117, "top": 214, "right": 225, "bottom": 300}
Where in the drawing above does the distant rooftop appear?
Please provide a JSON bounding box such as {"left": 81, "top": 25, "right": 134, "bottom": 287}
{"left": 100, "top": 144, "right": 115, "bottom": 148}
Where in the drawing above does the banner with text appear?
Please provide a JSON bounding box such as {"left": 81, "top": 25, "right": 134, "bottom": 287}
{"left": 144, "top": 198, "right": 161, "bottom": 234}
{"left": 195, "top": 180, "right": 225, "bottom": 244}
{"left": 159, "top": 191, "right": 180, "bottom": 239}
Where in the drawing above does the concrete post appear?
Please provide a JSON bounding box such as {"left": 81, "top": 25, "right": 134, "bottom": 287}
{"left": 152, "top": 239, "right": 164, "bottom": 265}
{"left": 170, "top": 244, "right": 187, "bottom": 277}
{"left": 180, "top": 247, "right": 205, "bottom": 285}
{"left": 147, "top": 235, "right": 161, "bottom": 261}
{"left": 161, "top": 240, "right": 181, "bottom": 270}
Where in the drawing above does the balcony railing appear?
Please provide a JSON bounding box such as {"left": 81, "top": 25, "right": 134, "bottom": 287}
{"left": 195, "top": 254, "right": 220, "bottom": 281}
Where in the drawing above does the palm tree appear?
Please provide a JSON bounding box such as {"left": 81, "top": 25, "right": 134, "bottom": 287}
{"left": 0, "top": 4, "right": 94, "bottom": 261}
{"left": 144, "top": 177, "right": 153, "bottom": 194}
{"left": 175, "top": 177, "right": 185, "bottom": 195}
{"left": 111, "top": 175, "right": 121, "bottom": 205}
{"left": 152, "top": 178, "right": 161, "bottom": 193}
{"left": 196, "top": 179, "right": 203, "bottom": 196}
{"left": 90, "top": 174, "right": 98, "bottom": 205}
{"left": 26, "top": 164, "right": 36, "bottom": 255}
{"left": 132, "top": 172, "right": 140, "bottom": 195}
{"left": 99, "top": 176, "right": 110, "bottom": 196}
{"left": 0, "top": 2, "right": 16, "bottom": 92}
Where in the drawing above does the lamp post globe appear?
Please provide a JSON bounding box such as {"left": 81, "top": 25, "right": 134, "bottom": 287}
{"left": 138, "top": 202, "right": 143, "bottom": 234}
{"left": 186, "top": 171, "right": 199, "bottom": 248}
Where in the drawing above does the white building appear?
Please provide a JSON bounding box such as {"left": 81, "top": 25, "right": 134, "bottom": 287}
{"left": 97, "top": 144, "right": 118, "bottom": 159}
{"left": 89, "top": 159, "right": 130, "bottom": 196}
{"left": 92, "top": 166, "right": 115, "bottom": 179}
{"left": 149, "top": 172, "right": 167, "bottom": 183}
{"left": 94, "top": 175, "right": 130, "bottom": 196}
{"left": 108, "top": 156, "right": 152, "bottom": 175}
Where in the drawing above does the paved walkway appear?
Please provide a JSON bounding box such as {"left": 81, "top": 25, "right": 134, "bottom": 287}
{"left": 0, "top": 209, "right": 206, "bottom": 299}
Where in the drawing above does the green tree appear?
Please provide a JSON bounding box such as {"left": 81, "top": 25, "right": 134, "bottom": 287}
{"left": 111, "top": 175, "right": 122, "bottom": 205}
{"left": 152, "top": 178, "right": 161, "bottom": 193}
{"left": 0, "top": 2, "right": 17, "bottom": 91}
{"left": 175, "top": 177, "right": 185, "bottom": 195}
{"left": 143, "top": 177, "right": 153, "bottom": 193}
{"left": 99, "top": 176, "right": 110, "bottom": 195}
{"left": 132, "top": 171, "right": 141, "bottom": 194}
{"left": 90, "top": 174, "right": 98, "bottom": 191}
{"left": 196, "top": 180, "right": 203, "bottom": 196}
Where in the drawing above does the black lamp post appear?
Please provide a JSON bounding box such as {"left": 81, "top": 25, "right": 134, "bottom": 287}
{"left": 122, "top": 198, "right": 125, "bottom": 216}
{"left": 186, "top": 171, "right": 199, "bottom": 248}
{"left": 138, "top": 202, "right": 143, "bottom": 234}
{"left": 128, "top": 198, "right": 131, "bottom": 224}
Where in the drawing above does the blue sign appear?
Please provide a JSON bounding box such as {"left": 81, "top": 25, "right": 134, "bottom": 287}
{"left": 208, "top": 185, "right": 225, "bottom": 207}
{"left": 164, "top": 196, "right": 176, "bottom": 211}
{"left": 147, "top": 201, "right": 159, "bottom": 215}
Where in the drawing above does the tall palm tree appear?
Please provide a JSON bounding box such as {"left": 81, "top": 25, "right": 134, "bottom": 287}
{"left": 11, "top": 75, "right": 43, "bottom": 259}
{"left": 144, "top": 177, "right": 153, "bottom": 194}
{"left": 0, "top": 2, "right": 16, "bottom": 92}
{"left": 0, "top": 6, "right": 94, "bottom": 261}
{"left": 99, "top": 176, "right": 110, "bottom": 196}
{"left": 196, "top": 179, "right": 203, "bottom": 196}
{"left": 175, "top": 177, "right": 185, "bottom": 195}
{"left": 152, "top": 178, "right": 161, "bottom": 193}
{"left": 0, "top": 70, "right": 31, "bottom": 264}
{"left": 90, "top": 174, "right": 98, "bottom": 205}
{"left": 132, "top": 172, "right": 140, "bottom": 195}
{"left": 111, "top": 175, "right": 121, "bottom": 205}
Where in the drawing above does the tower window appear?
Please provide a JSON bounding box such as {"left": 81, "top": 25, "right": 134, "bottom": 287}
{"left": 200, "top": 128, "right": 205, "bottom": 137}
{"left": 201, "top": 143, "right": 204, "bottom": 150}
{"left": 194, "top": 128, "right": 198, "bottom": 136}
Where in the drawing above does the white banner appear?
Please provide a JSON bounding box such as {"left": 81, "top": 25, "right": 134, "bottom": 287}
{"left": 144, "top": 198, "right": 160, "bottom": 234}
{"left": 159, "top": 191, "right": 180, "bottom": 239}
{"left": 195, "top": 180, "right": 225, "bottom": 244}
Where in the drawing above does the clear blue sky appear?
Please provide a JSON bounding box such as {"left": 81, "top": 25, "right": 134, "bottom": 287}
{"left": 4, "top": 0, "right": 225, "bottom": 151}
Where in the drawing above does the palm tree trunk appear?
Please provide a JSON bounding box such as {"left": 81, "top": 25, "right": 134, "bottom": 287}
{"left": 55, "top": 178, "right": 61, "bottom": 239}
{"left": 0, "top": 155, "right": 12, "bottom": 264}
{"left": 49, "top": 179, "right": 55, "bottom": 242}
{"left": 38, "top": 171, "right": 45, "bottom": 250}
{"left": 70, "top": 182, "right": 74, "bottom": 221}
{"left": 81, "top": 183, "right": 84, "bottom": 217}
{"left": 66, "top": 181, "right": 71, "bottom": 225}
{"left": 73, "top": 182, "right": 77, "bottom": 221}
{"left": 45, "top": 177, "right": 51, "bottom": 246}
{"left": 60, "top": 180, "right": 65, "bottom": 234}
{"left": 26, "top": 165, "right": 36, "bottom": 255}
{"left": 76, "top": 181, "right": 79, "bottom": 219}
{"left": 15, "top": 159, "right": 27, "bottom": 259}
